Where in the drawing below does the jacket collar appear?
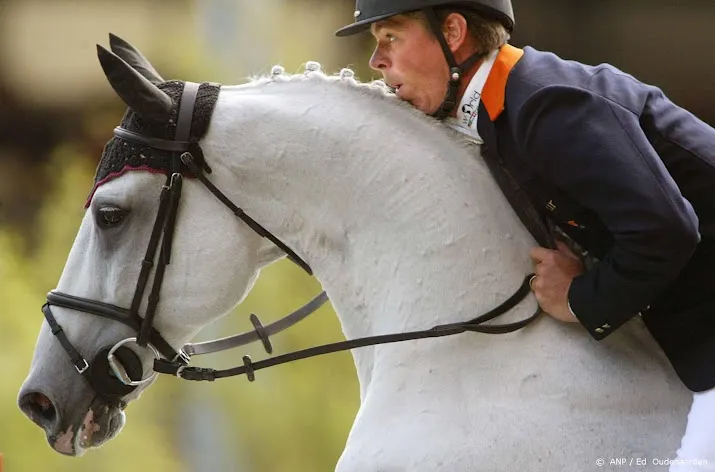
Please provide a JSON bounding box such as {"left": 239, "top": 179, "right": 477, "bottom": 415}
{"left": 481, "top": 44, "right": 524, "bottom": 121}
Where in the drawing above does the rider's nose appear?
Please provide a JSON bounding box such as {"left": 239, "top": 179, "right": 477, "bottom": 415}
{"left": 369, "top": 46, "right": 389, "bottom": 71}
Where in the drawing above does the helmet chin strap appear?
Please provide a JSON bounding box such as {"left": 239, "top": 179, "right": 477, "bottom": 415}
{"left": 424, "top": 8, "right": 487, "bottom": 120}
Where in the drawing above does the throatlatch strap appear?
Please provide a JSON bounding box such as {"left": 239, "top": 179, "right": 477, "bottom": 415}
{"left": 179, "top": 152, "right": 314, "bottom": 275}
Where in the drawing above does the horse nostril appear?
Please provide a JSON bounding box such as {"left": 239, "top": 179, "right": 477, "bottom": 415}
{"left": 19, "top": 392, "right": 58, "bottom": 432}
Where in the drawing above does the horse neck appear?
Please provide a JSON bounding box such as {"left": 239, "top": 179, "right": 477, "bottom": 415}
{"left": 203, "top": 78, "right": 534, "bottom": 343}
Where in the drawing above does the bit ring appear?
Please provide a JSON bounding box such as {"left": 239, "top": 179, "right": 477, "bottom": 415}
{"left": 107, "top": 337, "right": 161, "bottom": 386}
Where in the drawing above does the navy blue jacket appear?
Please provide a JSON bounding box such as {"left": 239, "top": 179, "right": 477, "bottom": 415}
{"left": 477, "top": 45, "right": 715, "bottom": 391}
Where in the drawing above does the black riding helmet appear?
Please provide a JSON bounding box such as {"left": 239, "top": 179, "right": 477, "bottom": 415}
{"left": 335, "top": 0, "right": 515, "bottom": 119}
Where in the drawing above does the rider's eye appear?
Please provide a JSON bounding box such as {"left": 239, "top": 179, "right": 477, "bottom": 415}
{"left": 97, "top": 207, "right": 127, "bottom": 228}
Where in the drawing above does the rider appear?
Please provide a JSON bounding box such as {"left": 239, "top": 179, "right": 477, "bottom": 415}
{"left": 337, "top": 0, "right": 715, "bottom": 468}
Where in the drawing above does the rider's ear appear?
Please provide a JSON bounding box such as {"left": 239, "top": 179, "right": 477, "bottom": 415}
{"left": 97, "top": 44, "right": 173, "bottom": 122}
{"left": 442, "top": 12, "right": 469, "bottom": 52}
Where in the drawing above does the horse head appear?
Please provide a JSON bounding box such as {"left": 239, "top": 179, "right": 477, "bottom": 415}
{"left": 17, "top": 34, "right": 286, "bottom": 455}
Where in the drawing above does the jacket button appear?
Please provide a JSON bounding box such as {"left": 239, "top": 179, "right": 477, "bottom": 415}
{"left": 595, "top": 328, "right": 605, "bottom": 334}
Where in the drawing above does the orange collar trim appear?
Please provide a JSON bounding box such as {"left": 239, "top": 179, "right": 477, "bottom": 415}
{"left": 481, "top": 44, "right": 524, "bottom": 121}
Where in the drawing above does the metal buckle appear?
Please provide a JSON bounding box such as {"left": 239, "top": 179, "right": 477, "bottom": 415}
{"left": 107, "top": 337, "right": 161, "bottom": 387}
{"left": 162, "top": 172, "right": 182, "bottom": 191}
{"left": 169, "top": 172, "right": 182, "bottom": 188}
{"left": 173, "top": 349, "right": 191, "bottom": 365}
{"left": 75, "top": 358, "right": 89, "bottom": 375}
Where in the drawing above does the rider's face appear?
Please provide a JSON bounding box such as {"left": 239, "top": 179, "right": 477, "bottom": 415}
{"left": 369, "top": 15, "right": 449, "bottom": 115}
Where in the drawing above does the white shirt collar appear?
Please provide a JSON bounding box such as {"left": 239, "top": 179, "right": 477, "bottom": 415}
{"left": 444, "top": 48, "right": 499, "bottom": 144}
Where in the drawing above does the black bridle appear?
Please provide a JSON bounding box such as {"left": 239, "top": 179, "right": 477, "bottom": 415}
{"left": 43, "top": 82, "right": 541, "bottom": 402}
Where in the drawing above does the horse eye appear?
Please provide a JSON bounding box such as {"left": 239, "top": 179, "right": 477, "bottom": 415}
{"left": 97, "top": 207, "right": 127, "bottom": 228}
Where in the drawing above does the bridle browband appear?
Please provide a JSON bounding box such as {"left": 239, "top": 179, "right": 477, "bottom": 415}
{"left": 43, "top": 81, "right": 540, "bottom": 401}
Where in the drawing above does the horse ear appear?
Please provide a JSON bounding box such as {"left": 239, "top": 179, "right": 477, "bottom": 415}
{"left": 108, "top": 33, "right": 165, "bottom": 85}
{"left": 97, "top": 44, "right": 173, "bottom": 122}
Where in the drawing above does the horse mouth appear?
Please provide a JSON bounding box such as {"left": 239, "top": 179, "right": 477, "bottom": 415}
{"left": 51, "top": 398, "right": 126, "bottom": 456}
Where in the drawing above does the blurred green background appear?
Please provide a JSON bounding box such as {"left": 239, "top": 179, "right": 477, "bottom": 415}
{"left": 2, "top": 1, "right": 715, "bottom": 471}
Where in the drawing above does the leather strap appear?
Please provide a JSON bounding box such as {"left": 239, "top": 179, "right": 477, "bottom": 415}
{"left": 477, "top": 107, "right": 556, "bottom": 250}
{"left": 43, "top": 304, "right": 90, "bottom": 375}
{"left": 180, "top": 152, "right": 314, "bottom": 276}
{"left": 183, "top": 291, "right": 329, "bottom": 356}
{"left": 45, "top": 291, "right": 183, "bottom": 362}
{"left": 154, "top": 274, "right": 540, "bottom": 382}
{"left": 127, "top": 179, "right": 172, "bottom": 341}
{"left": 425, "top": 8, "right": 487, "bottom": 120}
{"left": 113, "top": 127, "right": 190, "bottom": 152}
{"left": 175, "top": 82, "right": 199, "bottom": 142}
{"left": 137, "top": 171, "right": 183, "bottom": 346}
{"left": 132, "top": 83, "right": 200, "bottom": 348}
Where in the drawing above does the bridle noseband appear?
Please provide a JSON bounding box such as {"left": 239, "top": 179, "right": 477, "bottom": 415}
{"left": 43, "top": 82, "right": 540, "bottom": 403}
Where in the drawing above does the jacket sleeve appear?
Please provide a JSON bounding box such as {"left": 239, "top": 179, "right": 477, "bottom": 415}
{"left": 513, "top": 85, "right": 700, "bottom": 339}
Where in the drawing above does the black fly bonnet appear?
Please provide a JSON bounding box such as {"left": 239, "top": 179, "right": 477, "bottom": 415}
{"left": 85, "top": 80, "right": 220, "bottom": 207}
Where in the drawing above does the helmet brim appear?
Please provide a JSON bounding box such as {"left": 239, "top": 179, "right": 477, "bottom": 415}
{"left": 335, "top": 1, "right": 515, "bottom": 36}
{"left": 335, "top": 12, "right": 400, "bottom": 37}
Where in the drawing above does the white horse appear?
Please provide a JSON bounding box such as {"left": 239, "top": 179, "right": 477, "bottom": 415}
{"left": 19, "top": 35, "right": 691, "bottom": 471}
